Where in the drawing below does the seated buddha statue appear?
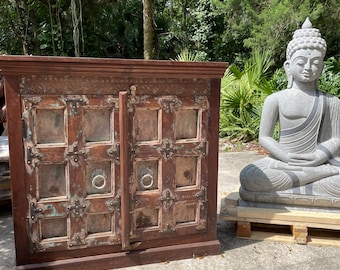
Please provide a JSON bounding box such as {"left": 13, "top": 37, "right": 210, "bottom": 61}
{"left": 239, "top": 18, "right": 340, "bottom": 207}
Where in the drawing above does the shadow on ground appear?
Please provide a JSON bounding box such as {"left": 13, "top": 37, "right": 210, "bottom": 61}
{"left": 0, "top": 204, "right": 15, "bottom": 270}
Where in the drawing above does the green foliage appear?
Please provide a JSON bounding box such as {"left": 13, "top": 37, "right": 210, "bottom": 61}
{"left": 0, "top": 0, "right": 144, "bottom": 57}
{"left": 220, "top": 50, "right": 274, "bottom": 141}
{"left": 171, "top": 49, "right": 202, "bottom": 62}
{"left": 1, "top": 0, "right": 340, "bottom": 63}
{"left": 154, "top": 0, "right": 214, "bottom": 60}
{"left": 244, "top": 0, "right": 325, "bottom": 67}
{"left": 319, "top": 57, "right": 340, "bottom": 97}
{"left": 2, "top": 0, "right": 340, "bottom": 143}
{"left": 83, "top": 0, "right": 143, "bottom": 58}
{"left": 210, "top": 0, "right": 258, "bottom": 63}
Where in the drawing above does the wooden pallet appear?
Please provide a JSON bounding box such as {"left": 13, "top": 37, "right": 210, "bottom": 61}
{"left": 220, "top": 191, "right": 340, "bottom": 246}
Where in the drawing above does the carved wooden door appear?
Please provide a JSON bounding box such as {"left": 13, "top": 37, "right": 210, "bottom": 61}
{"left": 22, "top": 92, "right": 210, "bottom": 253}
{"left": 129, "top": 94, "right": 209, "bottom": 243}
{"left": 23, "top": 94, "right": 122, "bottom": 252}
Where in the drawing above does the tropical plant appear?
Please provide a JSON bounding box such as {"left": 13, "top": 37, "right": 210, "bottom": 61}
{"left": 171, "top": 48, "right": 201, "bottom": 62}
{"left": 319, "top": 57, "right": 340, "bottom": 97}
{"left": 219, "top": 50, "right": 274, "bottom": 141}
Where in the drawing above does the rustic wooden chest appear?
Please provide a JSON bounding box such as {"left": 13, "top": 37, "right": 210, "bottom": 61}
{"left": 0, "top": 56, "right": 227, "bottom": 269}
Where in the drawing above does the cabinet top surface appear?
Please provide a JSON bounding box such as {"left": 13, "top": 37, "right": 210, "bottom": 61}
{"left": 0, "top": 55, "right": 227, "bottom": 78}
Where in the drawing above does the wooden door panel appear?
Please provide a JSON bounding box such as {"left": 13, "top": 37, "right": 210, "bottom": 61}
{"left": 36, "top": 108, "right": 65, "bottom": 143}
{"left": 175, "top": 109, "right": 198, "bottom": 140}
{"left": 174, "top": 202, "right": 197, "bottom": 224}
{"left": 135, "top": 109, "right": 159, "bottom": 142}
{"left": 135, "top": 158, "right": 159, "bottom": 191}
{"left": 175, "top": 156, "right": 198, "bottom": 187}
{"left": 38, "top": 163, "right": 67, "bottom": 198}
{"left": 130, "top": 95, "right": 209, "bottom": 242}
{"left": 135, "top": 207, "right": 159, "bottom": 229}
{"left": 83, "top": 108, "right": 111, "bottom": 142}
{"left": 23, "top": 94, "right": 122, "bottom": 253}
{"left": 22, "top": 95, "right": 67, "bottom": 145}
{"left": 85, "top": 160, "right": 112, "bottom": 195}
{"left": 40, "top": 217, "right": 68, "bottom": 239}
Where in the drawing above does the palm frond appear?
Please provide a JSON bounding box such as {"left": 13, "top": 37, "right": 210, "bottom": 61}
{"left": 172, "top": 49, "right": 200, "bottom": 62}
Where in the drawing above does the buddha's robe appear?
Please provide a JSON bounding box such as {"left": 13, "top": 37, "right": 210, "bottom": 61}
{"left": 240, "top": 91, "right": 340, "bottom": 197}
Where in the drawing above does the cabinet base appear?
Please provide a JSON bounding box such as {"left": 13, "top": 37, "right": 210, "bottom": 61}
{"left": 15, "top": 240, "right": 221, "bottom": 270}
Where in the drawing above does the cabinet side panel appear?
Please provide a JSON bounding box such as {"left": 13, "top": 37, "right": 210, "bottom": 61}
{"left": 4, "top": 76, "right": 29, "bottom": 265}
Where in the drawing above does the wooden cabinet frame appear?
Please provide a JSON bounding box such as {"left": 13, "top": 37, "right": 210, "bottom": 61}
{"left": 0, "top": 56, "right": 227, "bottom": 269}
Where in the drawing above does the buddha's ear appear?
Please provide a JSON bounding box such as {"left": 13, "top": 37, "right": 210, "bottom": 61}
{"left": 284, "top": 60, "right": 290, "bottom": 75}
{"left": 284, "top": 60, "right": 293, "bottom": 88}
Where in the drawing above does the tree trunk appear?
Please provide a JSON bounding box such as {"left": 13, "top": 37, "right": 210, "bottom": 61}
{"left": 14, "top": 0, "right": 28, "bottom": 55}
{"left": 143, "top": 0, "right": 154, "bottom": 59}
{"left": 71, "top": 0, "right": 82, "bottom": 57}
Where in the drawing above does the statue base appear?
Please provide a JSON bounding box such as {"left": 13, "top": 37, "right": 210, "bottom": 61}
{"left": 220, "top": 191, "right": 340, "bottom": 246}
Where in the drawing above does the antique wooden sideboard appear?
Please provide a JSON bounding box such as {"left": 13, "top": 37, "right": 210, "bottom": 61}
{"left": 0, "top": 55, "right": 227, "bottom": 269}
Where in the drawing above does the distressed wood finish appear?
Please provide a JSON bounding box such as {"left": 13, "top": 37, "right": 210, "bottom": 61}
{"left": 0, "top": 55, "right": 227, "bottom": 269}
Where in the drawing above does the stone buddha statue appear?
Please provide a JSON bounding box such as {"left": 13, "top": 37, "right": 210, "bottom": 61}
{"left": 239, "top": 18, "right": 340, "bottom": 208}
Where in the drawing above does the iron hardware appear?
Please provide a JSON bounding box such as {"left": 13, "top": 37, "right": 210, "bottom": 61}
{"left": 195, "top": 141, "right": 208, "bottom": 156}
{"left": 106, "top": 195, "right": 121, "bottom": 211}
{"left": 66, "top": 142, "right": 86, "bottom": 164}
{"left": 26, "top": 147, "right": 42, "bottom": 165}
{"left": 31, "top": 241, "right": 45, "bottom": 252}
{"left": 160, "top": 189, "right": 176, "bottom": 209}
{"left": 157, "top": 139, "right": 179, "bottom": 160}
{"left": 69, "top": 233, "right": 87, "bottom": 248}
{"left": 64, "top": 95, "right": 87, "bottom": 115}
{"left": 160, "top": 223, "right": 176, "bottom": 233}
{"left": 28, "top": 201, "right": 43, "bottom": 223}
{"left": 196, "top": 187, "right": 208, "bottom": 205}
{"left": 26, "top": 146, "right": 42, "bottom": 172}
{"left": 158, "top": 96, "right": 182, "bottom": 113}
{"left": 194, "top": 96, "right": 209, "bottom": 110}
{"left": 107, "top": 143, "right": 120, "bottom": 162}
{"left": 63, "top": 96, "right": 87, "bottom": 108}
{"left": 139, "top": 169, "right": 154, "bottom": 189}
{"left": 67, "top": 199, "right": 87, "bottom": 217}
{"left": 24, "top": 96, "right": 42, "bottom": 109}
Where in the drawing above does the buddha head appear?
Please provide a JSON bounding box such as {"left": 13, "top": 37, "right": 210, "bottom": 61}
{"left": 284, "top": 18, "right": 327, "bottom": 88}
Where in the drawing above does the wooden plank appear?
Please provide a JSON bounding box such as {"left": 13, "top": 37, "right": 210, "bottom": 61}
{"left": 291, "top": 225, "right": 308, "bottom": 244}
{"left": 237, "top": 221, "right": 251, "bottom": 238}
{"left": 243, "top": 228, "right": 340, "bottom": 247}
{"left": 220, "top": 191, "right": 239, "bottom": 219}
{"left": 238, "top": 217, "right": 340, "bottom": 231}
{"left": 243, "top": 231, "right": 296, "bottom": 243}
{"left": 237, "top": 206, "right": 340, "bottom": 228}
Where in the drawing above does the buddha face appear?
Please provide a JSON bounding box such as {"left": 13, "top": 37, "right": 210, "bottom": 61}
{"left": 285, "top": 49, "right": 324, "bottom": 84}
